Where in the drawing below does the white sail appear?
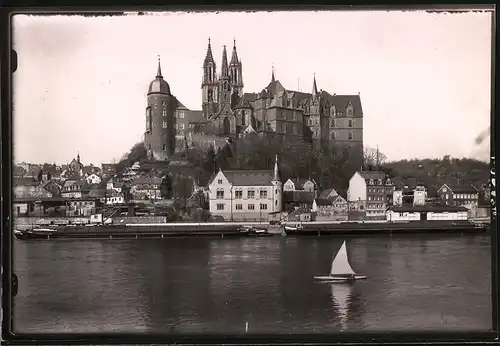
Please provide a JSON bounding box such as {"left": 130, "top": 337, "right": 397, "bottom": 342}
{"left": 331, "top": 284, "right": 352, "bottom": 330}
{"left": 330, "top": 241, "right": 356, "bottom": 275}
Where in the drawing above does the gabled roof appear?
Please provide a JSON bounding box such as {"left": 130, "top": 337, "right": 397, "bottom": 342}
{"left": 440, "top": 183, "right": 479, "bottom": 194}
{"left": 234, "top": 93, "right": 258, "bottom": 109}
{"left": 218, "top": 170, "right": 275, "bottom": 187}
{"left": 318, "top": 188, "right": 338, "bottom": 199}
{"left": 358, "top": 171, "right": 386, "bottom": 180}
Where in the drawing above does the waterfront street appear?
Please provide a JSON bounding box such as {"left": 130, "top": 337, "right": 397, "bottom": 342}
{"left": 13, "top": 234, "right": 492, "bottom": 334}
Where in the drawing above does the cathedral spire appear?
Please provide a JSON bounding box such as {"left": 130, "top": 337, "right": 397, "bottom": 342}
{"left": 203, "top": 37, "right": 215, "bottom": 66}
{"left": 156, "top": 56, "right": 163, "bottom": 78}
{"left": 221, "top": 45, "right": 229, "bottom": 77}
{"left": 230, "top": 38, "right": 239, "bottom": 66}
{"left": 312, "top": 73, "right": 318, "bottom": 98}
{"left": 271, "top": 64, "right": 275, "bottom": 83}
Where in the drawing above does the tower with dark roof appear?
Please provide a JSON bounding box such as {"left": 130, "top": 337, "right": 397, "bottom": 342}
{"left": 229, "top": 39, "right": 244, "bottom": 98}
{"left": 144, "top": 57, "right": 177, "bottom": 161}
{"left": 201, "top": 38, "right": 219, "bottom": 120}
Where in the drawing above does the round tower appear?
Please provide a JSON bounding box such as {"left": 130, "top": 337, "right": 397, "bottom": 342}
{"left": 144, "top": 57, "right": 177, "bottom": 161}
{"left": 271, "top": 154, "right": 283, "bottom": 213}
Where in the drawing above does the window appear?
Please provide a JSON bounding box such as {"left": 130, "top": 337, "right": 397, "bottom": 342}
{"left": 163, "top": 121, "right": 168, "bottom": 128}
{"left": 260, "top": 190, "right": 268, "bottom": 198}
{"left": 348, "top": 119, "right": 353, "bottom": 127}
{"left": 216, "top": 203, "right": 224, "bottom": 210}
{"left": 216, "top": 190, "right": 224, "bottom": 199}
{"left": 248, "top": 190, "right": 255, "bottom": 199}
{"left": 163, "top": 144, "right": 166, "bottom": 151}
{"left": 348, "top": 131, "right": 353, "bottom": 140}
{"left": 292, "top": 112, "right": 297, "bottom": 121}
{"left": 275, "top": 189, "right": 278, "bottom": 194}
{"left": 218, "top": 179, "right": 223, "bottom": 184}
{"left": 248, "top": 204, "right": 255, "bottom": 210}
{"left": 162, "top": 101, "right": 166, "bottom": 106}
{"left": 260, "top": 203, "right": 268, "bottom": 210}
{"left": 179, "top": 123, "right": 185, "bottom": 130}
{"left": 442, "top": 187, "right": 447, "bottom": 193}
{"left": 179, "top": 112, "right": 185, "bottom": 119}
{"left": 330, "top": 131, "right": 336, "bottom": 139}
{"left": 330, "top": 119, "right": 335, "bottom": 128}
{"left": 235, "top": 190, "right": 243, "bottom": 199}
{"left": 236, "top": 204, "right": 243, "bottom": 210}
{"left": 162, "top": 110, "right": 167, "bottom": 117}
{"left": 347, "top": 108, "right": 353, "bottom": 117}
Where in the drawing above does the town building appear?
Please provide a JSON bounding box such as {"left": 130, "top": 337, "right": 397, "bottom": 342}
{"left": 437, "top": 183, "right": 479, "bottom": 217}
{"left": 85, "top": 173, "right": 102, "bottom": 185}
{"left": 312, "top": 194, "right": 348, "bottom": 221}
{"left": 61, "top": 179, "right": 90, "bottom": 198}
{"left": 283, "top": 178, "right": 318, "bottom": 198}
{"left": 130, "top": 177, "right": 163, "bottom": 200}
{"left": 347, "top": 171, "right": 394, "bottom": 220}
{"left": 386, "top": 205, "right": 469, "bottom": 221}
{"left": 318, "top": 188, "right": 339, "bottom": 200}
{"left": 67, "top": 198, "right": 98, "bottom": 217}
{"left": 392, "top": 179, "right": 428, "bottom": 207}
{"left": 207, "top": 155, "right": 282, "bottom": 221}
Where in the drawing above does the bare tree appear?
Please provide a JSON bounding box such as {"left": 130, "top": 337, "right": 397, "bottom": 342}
{"left": 363, "top": 146, "right": 387, "bottom": 168}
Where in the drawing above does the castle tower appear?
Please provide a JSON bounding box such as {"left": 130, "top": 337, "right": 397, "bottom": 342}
{"left": 271, "top": 154, "right": 283, "bottom": 213}
{"left": 229, "top": 39, "right": 244, "bottom": 97}
{"left": 201, "top": 38, "right": 219, "bottom": 119}
{"left": 144, "top": 57, "right": 177, "bottom": 161}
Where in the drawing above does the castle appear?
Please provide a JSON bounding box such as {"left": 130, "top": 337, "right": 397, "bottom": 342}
{"left": 144, "top": 39, "right": 364, "bottom": 161}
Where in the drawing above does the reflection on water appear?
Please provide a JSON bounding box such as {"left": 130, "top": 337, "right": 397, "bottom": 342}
{"left": 13, "top": 234, "right": 492, "bottom": 334}
{"left": 330, "top": 284, "right": 353, "bottom": 331}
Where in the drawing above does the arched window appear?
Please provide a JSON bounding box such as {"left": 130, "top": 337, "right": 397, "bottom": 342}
{"left": 348, "top": 119, "right": 353, "bottom": 127}
{"left": 330, "top": 131, "right": 336, "bottom": 139}
{"left": 348, "top": 131, "right": 353, "bottom": 140}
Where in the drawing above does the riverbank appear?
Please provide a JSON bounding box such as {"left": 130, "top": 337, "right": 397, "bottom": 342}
{"left": 12, "top": 219, "right": 489, "bottom": 240}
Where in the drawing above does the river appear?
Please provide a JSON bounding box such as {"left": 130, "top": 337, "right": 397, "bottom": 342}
{"left": 12, "top": 234, "right": 492, "bottom": 334}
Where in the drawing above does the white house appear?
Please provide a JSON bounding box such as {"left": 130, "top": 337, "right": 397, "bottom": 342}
{"left": 386, "top": 205, "right": 469, "bottom": 221}
{"left": 208, "top": 155, "right": 282, "bottom": 221}
{"left": 347, "top": 171, "right": 394, "bottom": 219}
{"left": 85, "top": 173, "right": 102, "bottom": 185}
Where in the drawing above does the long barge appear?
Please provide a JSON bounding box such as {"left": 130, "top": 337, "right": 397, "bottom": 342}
{"left": 13, "top": 219, "right": 489, "bottom": 240}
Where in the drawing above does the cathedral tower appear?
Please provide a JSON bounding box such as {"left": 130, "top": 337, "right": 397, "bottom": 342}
{"left": 144, "top": 57, "right": 177, "bottom": 161}
{"left": 218, "top": 45, "right": 232, "bottom": 108}
{"left": 201, "top": 38, "right": 218, "bottom": 119}
{"left": 229, "top": 39, "right": 244, "bottom": 97}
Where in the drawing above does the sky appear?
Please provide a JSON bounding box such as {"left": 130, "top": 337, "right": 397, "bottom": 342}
{"left": 12, "top": 10, "right": 492, "bottom": 166}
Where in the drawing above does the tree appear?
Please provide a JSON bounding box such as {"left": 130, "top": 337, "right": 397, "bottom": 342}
{"left": 37, "top": 170, "right": 43, "bottom": 182}
{"left": 363, "top": 146, "right": 387, "bottom": 169}
{"left": 47, "top": 171, "right": 52, "bottom": 180}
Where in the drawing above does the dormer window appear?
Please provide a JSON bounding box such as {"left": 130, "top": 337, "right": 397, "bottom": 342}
{"left": 369, "top": 179, "right": 374, "bottom": 185}
{"left": 378, "top": 179, "right": 383, "bottom": 185}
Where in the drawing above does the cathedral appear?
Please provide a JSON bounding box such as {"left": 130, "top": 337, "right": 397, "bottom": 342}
{"left": 144, "top": 38, "right": 364, "bottom": 161}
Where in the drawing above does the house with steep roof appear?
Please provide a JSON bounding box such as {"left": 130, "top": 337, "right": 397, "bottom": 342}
{"left": 318, "top": 188, "right": 339, "bottom": 200}
{"left": 207, "top": 155, "right": 282, "bottom": 221}
{"left": 283, "top": 178, "right": 318, "bottom": 197}
{"left": 312, "top": 194, "right": 348, "bottom": 221}
{"left": 347, "top": 170, "right": 395, "bottom": 220}
{"left": 437, "top": 183, "right": 479, "bottom": 217}
{"left": 61, "top": 179, "right": 91, "bottom": 198}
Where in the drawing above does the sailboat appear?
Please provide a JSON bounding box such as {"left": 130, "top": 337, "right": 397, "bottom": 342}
{"left": 314, "top": 241, "right": 367, "bottom": 282}
{"left": 331, "top": 284, "right": 353, "bottom": 330}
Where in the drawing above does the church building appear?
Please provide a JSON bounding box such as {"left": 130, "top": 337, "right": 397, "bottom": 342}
{"left": 143, "top": 38, "right": 364, "bottom": 162}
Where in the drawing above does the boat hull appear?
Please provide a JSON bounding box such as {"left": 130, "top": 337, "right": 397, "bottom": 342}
{"left": 313, "top": 275, "right": 367, "bottom": 283}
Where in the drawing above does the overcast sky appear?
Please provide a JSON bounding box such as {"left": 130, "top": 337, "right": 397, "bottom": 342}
{"left": 12, "top": 10, "right": 492, "bottom": 166}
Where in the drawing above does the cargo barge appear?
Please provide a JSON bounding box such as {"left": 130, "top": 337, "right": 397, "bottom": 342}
{"left": 13, "top": 219, "right": 488, "bottom": 240}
